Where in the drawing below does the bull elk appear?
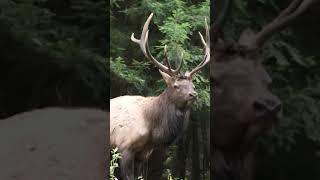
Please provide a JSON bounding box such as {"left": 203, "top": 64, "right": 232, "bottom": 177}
{"left": 110, "top": 13, "right": 210, "bottom": 180}
{"left": 211, "top": 0, "right": 317, "bottom": 179}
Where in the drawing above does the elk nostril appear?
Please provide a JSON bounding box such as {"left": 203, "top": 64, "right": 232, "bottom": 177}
{"left": 189, "top": 92, "right": 198, "bottom": 98}
{"left": 253, "top": 101, "right": 267, "bottom": 112}
{"left": 253, "top": 99, "right": 282, "bottom": 116}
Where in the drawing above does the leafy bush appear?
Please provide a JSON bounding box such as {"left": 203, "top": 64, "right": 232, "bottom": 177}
{"left": 110, "top": 148, "right": 122, "bottom": 180}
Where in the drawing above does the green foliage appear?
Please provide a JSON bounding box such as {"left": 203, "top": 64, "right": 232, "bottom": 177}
{"left": 110, "top": 57, "right": 148, "bottom": 92}
{"left": 111, "top": 0, "right": 209, "bottom": 106}
{"left": 110, "top": 148, "right": 122, "bottom": 180}
{"left": 0, "top": 0, "right": 108, "bottom": 115}
{"left": 164, "top": 169, "right": 185, "bottom": 180}
{"left": 0, "top": 0, "right": 106, "bottom": 53}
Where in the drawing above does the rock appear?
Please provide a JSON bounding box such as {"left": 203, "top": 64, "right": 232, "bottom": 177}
{"left": 0, "top": 107, "right": 109, "bottom": 180}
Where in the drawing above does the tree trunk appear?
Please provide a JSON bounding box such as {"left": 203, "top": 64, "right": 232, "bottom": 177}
{"left": 174, "top": 138, "right": 187, "bottom": 178}
{"left": 191, "top": 118, "right": 200, "bottom": 180}
{"left": 172, "top": 118, "right": 193, "bottom": 179}
{"left": 200, "top": 111, "right": 210, "bottom": 177}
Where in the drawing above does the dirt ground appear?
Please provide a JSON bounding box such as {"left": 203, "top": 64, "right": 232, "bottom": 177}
{"left": 0, "top": 107, "right": 108, "bottom": 180}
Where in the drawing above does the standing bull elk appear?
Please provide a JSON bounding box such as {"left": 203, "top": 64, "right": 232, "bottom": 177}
{"left": 211, "top": 0, "right": 317, "bottom": 179}
{"left": 110, "top": 13, "right": 210, "bottom": 179}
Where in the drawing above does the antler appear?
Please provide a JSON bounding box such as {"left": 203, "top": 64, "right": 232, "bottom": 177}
{"left": 131, "top": 13, "right": 183, "bottom": 76}
{"left": 212, "top": 0, "right": 232, "bottom": 46}
{"left": 185, "top": 18, "right": 210, "bottom": 78}
{"left": 252, "top": 0, "right": 317, "bottom": 48}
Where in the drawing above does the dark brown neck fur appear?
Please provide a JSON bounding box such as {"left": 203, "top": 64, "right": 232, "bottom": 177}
{"left": 144, "top": 89, "right": 190, "bottom": 146}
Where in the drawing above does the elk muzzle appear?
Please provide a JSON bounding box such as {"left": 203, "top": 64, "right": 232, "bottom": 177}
{"left": 189, "top": 91, "right": 198, "bottom": 99}
{"left": 253, "top": 95, "right": 282, "bottom": 121}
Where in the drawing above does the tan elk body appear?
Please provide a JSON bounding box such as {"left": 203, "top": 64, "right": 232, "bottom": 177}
{"left": 110, "top": 13, "right": 210, "bottom": 179}
{"left": 110, "top": 95, "right": 156, "bottom": 158}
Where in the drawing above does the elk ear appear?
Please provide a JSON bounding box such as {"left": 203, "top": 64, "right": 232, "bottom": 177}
{"left": 159, "top": 70, "right": 174, "bottom": 85}
{"left": 238, "top": 28, "right": 257, "bottom": 47}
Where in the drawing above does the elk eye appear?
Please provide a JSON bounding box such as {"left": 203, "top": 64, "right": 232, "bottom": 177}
{"left": 173, "top": 85, "right": 179, "bottom": 89}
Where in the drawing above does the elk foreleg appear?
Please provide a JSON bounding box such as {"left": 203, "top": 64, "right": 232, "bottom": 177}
{"left": 120, "top": 149, "right": 135, "bottom": 180}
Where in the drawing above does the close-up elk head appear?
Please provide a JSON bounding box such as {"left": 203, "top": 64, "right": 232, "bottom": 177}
{"left": 211, "top": 0, "right": 317, "bottom": 179}
{"left": 110, "top": 13, "right": 209, "bottom": 180}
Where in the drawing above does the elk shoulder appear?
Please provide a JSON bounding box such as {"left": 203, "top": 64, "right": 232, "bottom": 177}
{"left": 110, "top": 95, "right": 154, "bottom": 151}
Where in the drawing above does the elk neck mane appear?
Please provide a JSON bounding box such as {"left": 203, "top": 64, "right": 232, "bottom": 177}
{"left": 143, "top": 88, "right": 190, "bottom": 147}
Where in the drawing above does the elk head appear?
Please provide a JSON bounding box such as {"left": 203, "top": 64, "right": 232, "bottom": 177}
{"left": 131, "top": 13, "right": 210, "bottom": 109}
{"left": 211, "top": 0, "right": 316, "bottom": 149}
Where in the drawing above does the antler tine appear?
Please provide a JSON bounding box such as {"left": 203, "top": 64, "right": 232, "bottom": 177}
{"left": 253, "top": 0, "right": 317, "bottom": 48}
{"left": 162, "top": 45, "right": 184, "bottom": 74}
{"left": 163, "top": 45, "right": 171, "bottom": 69}
{"left": 172, "top": 52, "right": 184, "bottom": 74}
{"left": 278, "top": 0, "right": 302, "bottom": 18}
{"left": 212, "top": 0, "right": 232, "bottom": 45}
{"left": 131, "top": 13, "right": 182, "bottom": 76}
{"left": 186, "top": 18, "right": 210, "bottom": 78}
